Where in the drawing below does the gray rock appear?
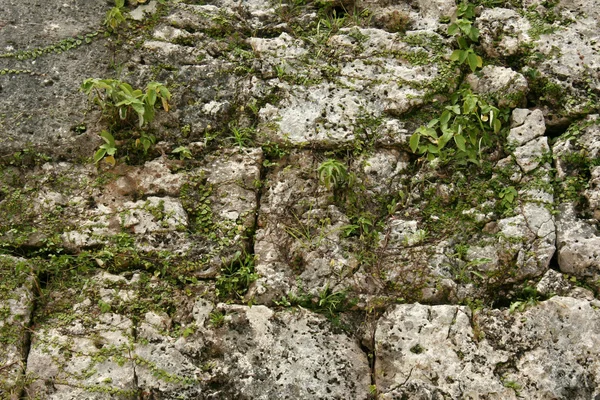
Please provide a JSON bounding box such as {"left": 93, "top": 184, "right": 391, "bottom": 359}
{"left": 376, "top": 297, "right": 600, "bottom": 399}
{"left": 556, "top": 202, "right": 600, "bottom": 278}
{"left": 507, "top": 109, "right": 546, "bottom": 146}
{"left": 477, "top": 8, "right": 532, "bottom": 58}
{"left": 513, "top": 136, "right": 550, "bottom": 173}
{"left": 25, "top": 272, "right": 370, "bottom": 399}
{"left": 466, "top": 66, "right": 528, "bottom": 108}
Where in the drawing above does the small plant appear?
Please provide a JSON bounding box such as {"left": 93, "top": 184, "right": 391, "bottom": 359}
{"left": 409, "top": 87, "right": 503, "bottom": 165}
{"left": 172, "top": 146, "right": 192, "bottom": 160}
{"left": 317, "top": 159, "right": 353, "bottom": 190}
{"left": 104, "top": 0, "right": 127, "bottom": 32}
{"left": 209, "top": 311, "right": 225, "bottom": 327}
{"left": 509, "top": 286, "right": 540, "bottom": 313}
{"left": 448, "top": 2, "right": 482, "bottom": 72}
{"left": 81, "top": 78, "right": 171, "bottom": 128}
{"left": 94, "top": 130, "right": 118, "bottom": 165}
{"left": 82, "top": 78, "right": 171, "bottom": 164}
{"left": 227, "top": 122, "right": 254, "bottom": 149}
{"left": 499, "top": 186, "right": 518, "bottom": 209}
{"left": 215, "top": 251, "right": 258, "bottom": 300}
{"left": 136, "top": 132, "right": 156, "bottom": 154}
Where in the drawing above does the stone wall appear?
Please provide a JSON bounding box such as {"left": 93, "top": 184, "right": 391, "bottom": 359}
{"left": 0, "top": 0, "right": 599, "bottom": 398}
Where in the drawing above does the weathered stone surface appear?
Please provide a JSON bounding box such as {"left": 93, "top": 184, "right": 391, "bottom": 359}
{"left": 25, "top": 272, "right": 370, "bottom": 399}
{"left": 0, "top": 149, "right": 261, "bottom": 275}
{"left": 255, "top": 28, "right": 458, "bottom": 146}
{"left": 0, "top": 257, "right": 35, "bottom": 399}
{"left": 556, "top": 202, "right": 600, "bottom": 278}
{"left": 467, "top": 66, "right": 528, "bottom": 108}
{"left": 477, "top": 8, "right": 532, "bottom": 58}
{"left": 2, "top": 0, "right": 600, "bottom": 397}
{"left": 376, "top": 297, "right": 600, "bottom": 399}
{"left": 507, "top": 108, "right": 546, "bottom": 146}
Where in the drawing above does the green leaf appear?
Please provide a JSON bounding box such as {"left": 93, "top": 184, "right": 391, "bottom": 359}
{"left": 428, "top": 144, "right": 439, "bottom": 154}
{"left": 146, "top": 89, "right": 157, "bottom": 107}
{"left": 457, "top": 36, "right": 468, "bottom": 50}
{"left": 409, "top": 133, "right": 420, "bottom": 153}
{"left": 440, "top": 128, "right": 454, "bottom": 148}
{"left": 493, "top": 119, "right": 502, "bottom": 133}
{"left": 440, "top": 110, "right": 452, "bottom": 127}
{"left": 464, "top": 95, "right": 477, "bottom": 114}
{"left": 427, "top": 118, "right": 439, "bottom": 128}
{"left": 445, "top": 104, "right": 461, "bottom": 115}
{"left": 454, "top": 134, "right": 466, "bottom": 152}
{"left": 447, "top": 23, "right": 459, "bottom": 35}
{"left": 450, "top": 50, "right": 462, "bottom": 62}
{"left": 467, "top": 52, "right": 479, "bottom": 72}
{"left": 93, "top": 148, "right": 107, "bottom": 163}
{"left": 469, "top": 27, "right": 480, "bottom": 42}
{"left": 100, "top": 130, "right": 115, "bottom": 147}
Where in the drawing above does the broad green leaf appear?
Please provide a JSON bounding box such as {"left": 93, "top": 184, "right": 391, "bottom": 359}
{"left": 448, "top": 23, "right": 459, "bottom": 35}
{"left": 450, "top": 50, "right": 462, "bottom": 62}
{"left": 445, "top": 104, "right": 461, "bottom": 115}
{"left": 439, "top": 128, "right": 453, "bottom": 148}
{"left": 93, "top": 148, "right": 106, "bottom": 163}
{"left": 459, "top": 49, "right": 469, "bottom": 63}
{"left": 464, "top": 95, "right": 477, "bottom": 114}
{"left": 428, "top": 144, "right": 439, "bottom": 154}
{"left": 467, "top": 52, "right": 479, "bottom": 72}
{"left": 427, "top": 118, "right": 439, "bottom": 128}
{"left": 468, "top": 27, "right": 480, "bottom": 42}
{"left": 458, "top": 20, "right": 471, "bottom": 34}
{"left": 440, "top": 110, "right": 452, "bottom": 127}
{"left": 493, "top": 119, "right": 501, "bottom": 133}
{"left": 159, "top": 86, "right": 172, "bottom": 100}
{"left": 100, "top": 130, "right": 115, "bottom": 147}
{"left": 409, "top": 133, "right": 420, "bottom": 153}
{"left": 146, "top": 89, "right": 157, "bottom": 107}
{"left": 457, "top": 36, "right": 468, "bottom": 50}
{"left": 454, "top": 134, "right": 466, "bottom": 152}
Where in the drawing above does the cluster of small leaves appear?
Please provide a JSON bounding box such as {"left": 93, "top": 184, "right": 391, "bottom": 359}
{"left": 0, "top": 32, "right": 99, "bottom": 61}
{"left": 277, "top": 284, "right": 356, "bottom": 321}
{"left": 410, "top": 87, "right": 503, "bottom": 165}
{"left": 180, "top": 177, "right": 213, "bottom": 234}
{"left": 215, "top": 251, "right": 258, "bottom": 300}
{"left": 448, "top": 2, "right": 482, "bottom": 72}
{"left": 94, "top": 130, "right": 118, "bottom": 165}
{"left": 498, "top": 186, "right": 518, "bottom": 209}
{"left": 509, "top": 286, "right": 541, "bottom": 313}
{"left": 104, "top": 0, "right": 127, "bottom": 31}
{"left": 317, "top": 159, "right": 354, "bottom": 190}
{"left": 81, "top": 78, "right": 170, "bottom": 164}
{"left": 81, "top": 79, "right": 171, "bottom": 128}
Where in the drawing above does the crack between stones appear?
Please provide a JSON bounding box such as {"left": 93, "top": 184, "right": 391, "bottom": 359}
{"left": 17, "top": 275, "right": 40, "bottom": 400}
{"left": 358, "top": 321, "right": 377, "bottom": 398}
{"left": 131, "top": 324, "right": 142, "bottom": 400}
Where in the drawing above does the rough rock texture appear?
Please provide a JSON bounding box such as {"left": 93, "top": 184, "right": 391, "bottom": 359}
{"left": 1, "top": 0, "right": 600, "bottom": 398}
{"left": 25, "top": 272, "right": 370, "bottom": 399}
{"left": 376, "top": 296, "right": 600, "bottom": 399}
{"left": 0, "top": 257, "right": 35, "bottom": 399}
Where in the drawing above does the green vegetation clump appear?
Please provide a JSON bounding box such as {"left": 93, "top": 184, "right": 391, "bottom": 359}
{"left": 410, "top": 87, "right": 505, "bottom": 165}
{"left": 80, "top": 78, "right": 171, "bottom": 165}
